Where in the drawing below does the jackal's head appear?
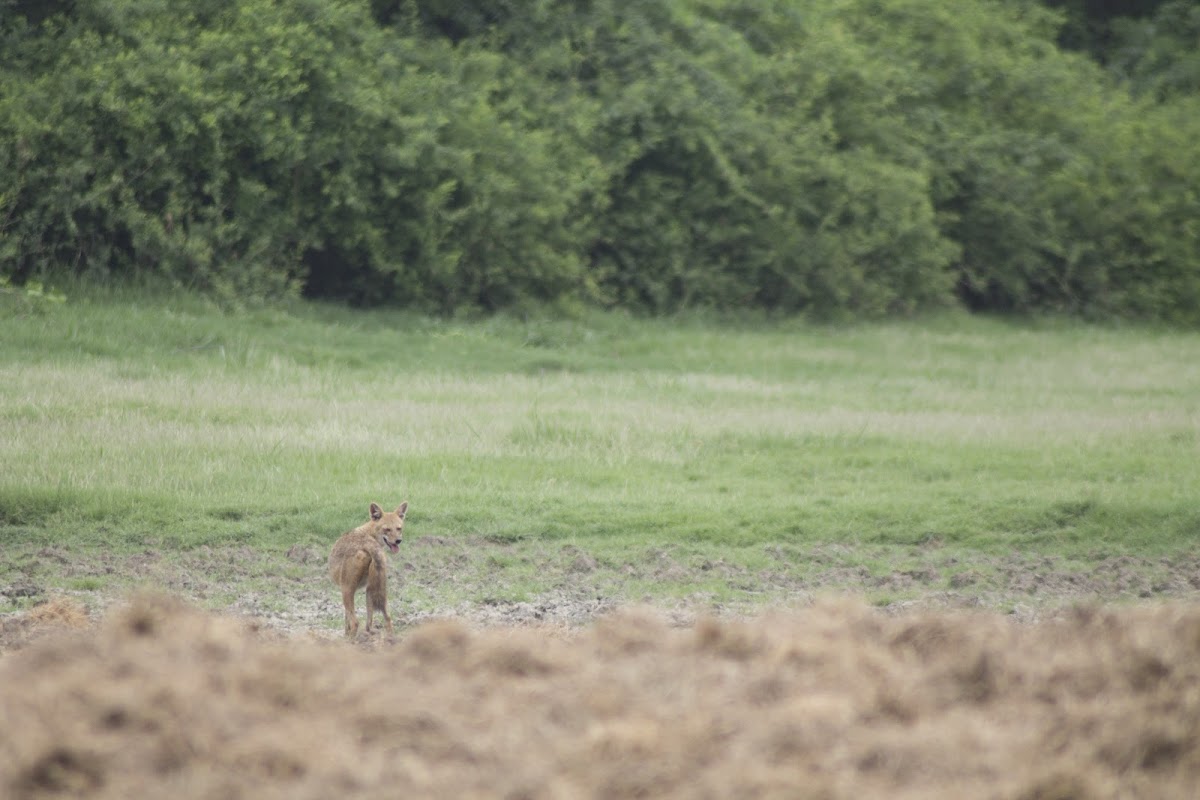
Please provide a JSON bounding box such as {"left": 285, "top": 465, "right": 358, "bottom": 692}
{"left": 369, "top": 501, "right": 407, "bottom": 553}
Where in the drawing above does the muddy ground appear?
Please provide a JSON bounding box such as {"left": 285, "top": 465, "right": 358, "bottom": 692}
{"left": 3, "top": 537, "right": 1200, "bottom": 637}
{"left": 3, "top": 593, "right": 1200, "bottom": 799}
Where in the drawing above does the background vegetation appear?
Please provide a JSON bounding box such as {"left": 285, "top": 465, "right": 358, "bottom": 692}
{"left": 2, "top": 0, "right": 1198, "bottom": 322}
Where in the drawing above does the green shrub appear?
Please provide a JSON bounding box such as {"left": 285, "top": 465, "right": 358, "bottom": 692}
{"left": 2, "top": 0, "right": 1197, "bottom": 321}
{"left": 0, "top": 0, "right": 595, "bottom": 310}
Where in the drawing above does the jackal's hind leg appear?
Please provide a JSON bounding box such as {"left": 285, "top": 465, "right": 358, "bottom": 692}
{"left": 340, "top": 551, "right": 372, "bottom": 639}
{"left": 367, "top": 558, "right": 393, "bottom": 635}
{"left": 341, "top": 584, "right": 359, "bottom": 638}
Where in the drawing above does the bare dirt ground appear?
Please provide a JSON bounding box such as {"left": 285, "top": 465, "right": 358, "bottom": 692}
{"left": 4, "top": 537, "right": 1200, "bottom": 637}
{"left": 3, "top": 592, "right": 1200, "bottom": 799}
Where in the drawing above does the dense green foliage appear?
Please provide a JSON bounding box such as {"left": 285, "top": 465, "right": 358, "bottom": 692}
{"left": 1043, "top": 0, "right": 1200, "bottom": 100}
{"left": 2, "top": 0, "right": 1198, "bottom": 320}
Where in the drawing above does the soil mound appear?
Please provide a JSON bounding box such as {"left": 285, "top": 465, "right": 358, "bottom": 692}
{"left": 0, "top": 597, "right": 90, "bottom": 652}
{"left": 2, "top": 595, "right": 1199, "bottom": 799}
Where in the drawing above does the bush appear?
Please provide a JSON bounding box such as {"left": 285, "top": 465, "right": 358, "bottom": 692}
{"left": 457, "top": 0, "right": 960, "bottom": 316}
{"left": 2, "top": 0, "right": 1197, "bottom": 321}
{"left": 842, "top": 0, "right": 1200, "bottom": 321}
{"left": 0, "top": 0, "right": 594, "bottom": 310}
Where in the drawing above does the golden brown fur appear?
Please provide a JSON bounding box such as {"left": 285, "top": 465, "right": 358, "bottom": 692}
{"left": 328, "top": 501, "right": 407, "bottom": 638}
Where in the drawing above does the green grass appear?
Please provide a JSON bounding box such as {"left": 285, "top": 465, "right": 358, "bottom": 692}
{"left": 2, "top": 285, "right": 1199, "bottom": 613}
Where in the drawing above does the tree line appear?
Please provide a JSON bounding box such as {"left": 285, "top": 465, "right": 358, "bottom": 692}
{"left": 2, "top": 0, "right": 1198, "bottom": 321}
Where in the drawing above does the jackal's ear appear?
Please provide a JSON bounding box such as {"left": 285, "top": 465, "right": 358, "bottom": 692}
{"left": 370, "top": 503, "right": 383, "bottom": 521}
{"left": 396, "top": 501, "right": 408, "bottom": 518}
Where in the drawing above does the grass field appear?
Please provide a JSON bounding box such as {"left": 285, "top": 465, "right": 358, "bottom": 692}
{"left": 1, "top": 286, "right": 1198, "bottom": 622}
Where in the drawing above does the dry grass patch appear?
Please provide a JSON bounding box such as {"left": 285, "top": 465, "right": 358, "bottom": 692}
{"left": 3, "top": 594, "right": 1200, "bottom": 798}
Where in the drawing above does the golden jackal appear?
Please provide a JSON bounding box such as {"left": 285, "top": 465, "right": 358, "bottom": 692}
{"left": 329, "top": 502, "right": 407, "bottom": 638}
